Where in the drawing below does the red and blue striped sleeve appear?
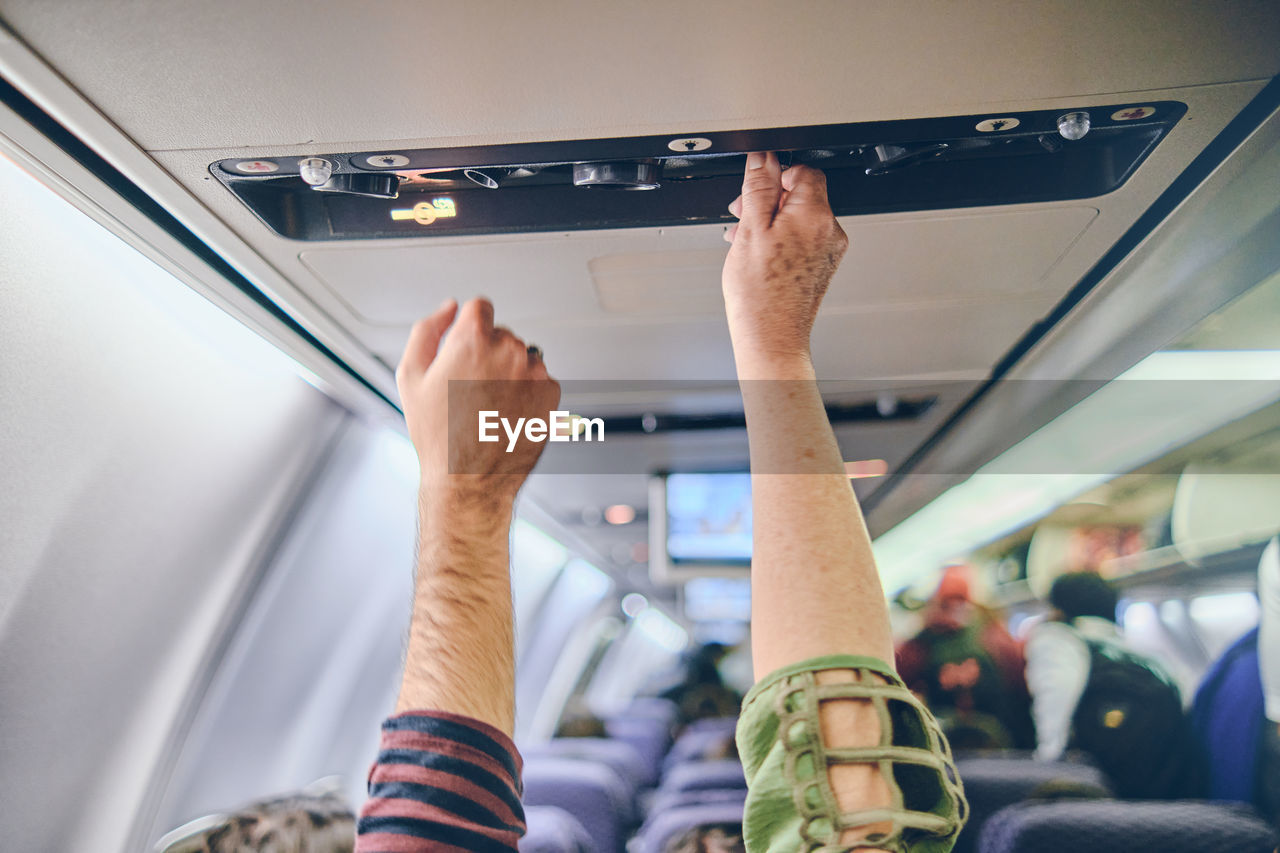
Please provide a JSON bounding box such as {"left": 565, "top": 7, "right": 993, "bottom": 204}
{"left": 356, "top": 710, "right": 525, "bottom": 853}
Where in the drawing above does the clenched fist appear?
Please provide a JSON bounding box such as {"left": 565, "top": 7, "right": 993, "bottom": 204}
{"left": 396, "top": 298, "right": 560, "bottom": 505}
{"left": 722, "top": 152, "right": 848, "bottom": 372}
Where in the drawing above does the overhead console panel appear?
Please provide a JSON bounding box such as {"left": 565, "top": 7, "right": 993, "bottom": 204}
{"left": 213, "top": 102, "right": 1184, "bottom": 241}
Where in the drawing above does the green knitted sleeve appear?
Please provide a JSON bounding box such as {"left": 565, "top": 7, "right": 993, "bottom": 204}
{"left": 735, "top": 654, "right": 967, "bottom": 852}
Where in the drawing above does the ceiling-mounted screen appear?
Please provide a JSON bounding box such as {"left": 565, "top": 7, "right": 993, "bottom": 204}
{"left": 650, "top": 472, "right": 752, "bottom": 584}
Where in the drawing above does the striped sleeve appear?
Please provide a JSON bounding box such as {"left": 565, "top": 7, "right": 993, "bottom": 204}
{"left": 356, "top": 710, "right": 526, "bottom": 853}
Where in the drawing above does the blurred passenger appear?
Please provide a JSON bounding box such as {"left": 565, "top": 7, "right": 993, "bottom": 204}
{"left": 555, "top": 708, "right": 609, "bottom": 739}
{"left": 896, "top": 565, "right": 1034, "bottom": 749}
{"left": 159, "top": 787, "right": 354, "bottom": 853}
{"left": 1192, "top": 536, "right": 1280, "bottom": 823}
{"left": 1023, "top": 779, "right": 1112, "bottom": 803}
{"left": 661, "top": 642, "right": 742, "bottom": 724}
{"left": 1026, "top": 571, "right": 1201, "bottom": 799}
{"left": 665, "top": 822, "right": 745, "bottom": 853}
{"left": 701, "top": 733, "right": 740, "bottom": 762}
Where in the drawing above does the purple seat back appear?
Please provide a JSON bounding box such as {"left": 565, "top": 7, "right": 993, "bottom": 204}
{"left": 662, "top": 728, "right": 737, "bottom": 774}
{"left": 521, "top": 738, "right": 647, "bottom": 791}
{"left": 604, "top": 716, "right": 671, "bottom": 787}
{"left": 979, "top": 800, "right": 1278, "bottom": 853}
{"left": 952, "top": 756, "right": 1110, "bottom": 853}
{"left": 521, "top": 758, "right": 632, "bottom": 853}
{"left": 646, "top": 786, "right": 748, "bottom": 818}
{"left": 634, "top": 801, "right": 745, "bottom": 853}
{"left": 519, "top": 806, "right": 592, "bottom": 853}
{"left": 659, "top": 760, "right": 745, "bottom": 794}
{"left": 623, "top": 697, "right": 680, "bottom": 722}
{"left": 681, "top": 716, "right": 738, "bottom": 737}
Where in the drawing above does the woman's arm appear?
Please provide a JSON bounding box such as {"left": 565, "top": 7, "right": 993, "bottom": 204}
{"left": 724, "top": 153, "right": 963, "bottom": 851}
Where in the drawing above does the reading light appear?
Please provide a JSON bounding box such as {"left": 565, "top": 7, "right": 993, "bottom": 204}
{"left": 1057, "top": 111, "right": 1091, "bottom": 141}
{"left": 298, "top": 157, "right": 334, "bottom": 186}
{"left": 845, "top": 459, "right": 889, "bottom": 479}
{"left": 621, "top": 593, "right": 649, "bottom": 617}
{"left": 605, "top": 504, "right": 637, "bottom": 525}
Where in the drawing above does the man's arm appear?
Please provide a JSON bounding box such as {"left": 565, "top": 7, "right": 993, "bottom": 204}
{"left": 724, "top": 153, "right": 964, "bottom": 851}
{"left": 357, "top": 297, "right": 559, "bottom": 852}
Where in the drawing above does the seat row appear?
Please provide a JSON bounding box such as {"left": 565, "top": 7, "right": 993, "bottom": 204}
{"left": 518, "top": 702, "right": 745, "bottom": 852}
{"left": 520, "top": 704, "right": 1280, "bottom": 853}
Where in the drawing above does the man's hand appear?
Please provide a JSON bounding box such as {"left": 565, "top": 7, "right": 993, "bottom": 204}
{"left": 393, "top": 297, "right": 559, "bottom": 730}
{"left": 396, "top": 297, "right": 560, "bottom": 507}
{"left": 722, "top": 152, "right": 848, "bottom": 372}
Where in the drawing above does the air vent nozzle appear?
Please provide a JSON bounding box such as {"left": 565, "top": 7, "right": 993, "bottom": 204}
{"left": 572, "top": 161, "right": 661, "bottom": 190}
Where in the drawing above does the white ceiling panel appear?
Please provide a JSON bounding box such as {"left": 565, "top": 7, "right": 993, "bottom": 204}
{"left": 3, "top": 1, "right": 1277, "bottom": 570}
{"left": 298, "top": 206, "right": 1095, "bottom": 326}
{"left": 1, "top": 1, "right": 1278, "bottom": 151}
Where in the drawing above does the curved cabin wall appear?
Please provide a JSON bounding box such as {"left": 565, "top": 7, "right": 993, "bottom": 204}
{"left": 0, "top": 153, "right": 341, "bottom": 851}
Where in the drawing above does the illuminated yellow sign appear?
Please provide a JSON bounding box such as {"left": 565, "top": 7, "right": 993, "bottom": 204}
{"left": 390, "top": 198, "right": 457, "bottom": 225}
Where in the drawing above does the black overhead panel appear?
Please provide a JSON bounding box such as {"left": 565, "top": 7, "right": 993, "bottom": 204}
{"left": 213, "top": 102, "right": 1185, "bottom": 241}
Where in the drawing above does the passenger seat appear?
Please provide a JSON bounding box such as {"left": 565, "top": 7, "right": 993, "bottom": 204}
{"left": 519, "top": 806, "right": 593, "bottom": 853}
{"left": 630, "top": 801, "right": 745, "bottom": 853}
{"left": 978, "top": 799, "right": 1278, "bottom": 853}
{"left": 521, "top": 737, "right": 649, "bottom": 792}
{"left": 951, "top": 755, "right": 1111, "bottom": 853}
{"left": 658, "top": 759, "right": 746, "bottom": 795}
{"left": 522, "top": 757, "right": 635, "bottom": 853}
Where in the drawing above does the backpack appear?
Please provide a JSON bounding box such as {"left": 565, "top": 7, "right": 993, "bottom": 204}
{"left": 1069, "top": 634, "right": 1202, "bottom": 799}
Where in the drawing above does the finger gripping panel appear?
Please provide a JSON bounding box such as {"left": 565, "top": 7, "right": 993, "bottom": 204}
{"left": 774, "top": 667, "right": 967, "bottom": 852}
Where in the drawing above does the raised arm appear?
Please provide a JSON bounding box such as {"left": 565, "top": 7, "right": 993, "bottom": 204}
{"left": 724, "top": 153, "right": 964, "bottom": 852}
{"left": 357, "top": 297, "right": 558, "bottom": 853}
{"left": 722, "top": 152, "right": 892, "bottom": 677}
{"left": 393, "top": 297, "right": 559, "bottom": 729}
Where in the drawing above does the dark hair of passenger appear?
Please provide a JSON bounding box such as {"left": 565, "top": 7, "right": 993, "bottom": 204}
{"left": 664, "top": 822, "right": 746, "bottom": 853}
{"left": 1049, "top": 571, "right": 1119, "bottom": 622}
{"left": 554, "top": 712, "right": 608, "bottom": 739}
{"left": 1026, "top": 779, "right": 1113, "bottom": 801}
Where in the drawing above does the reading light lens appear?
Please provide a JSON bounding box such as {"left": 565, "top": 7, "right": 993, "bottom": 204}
{"left": 845, "top": 459, "right": 889, "bottom": 479}
{"left": 1057, "top": 111, "right": 1091, "bottom": 141}
{"left": 621, "top": 593, "right": 649, "bottom": 617}
{"left": 298, "top": 157, "right": 333, "bottom": 186}
{"left": 605, "top": 504, "right": 637, "bottom": 525}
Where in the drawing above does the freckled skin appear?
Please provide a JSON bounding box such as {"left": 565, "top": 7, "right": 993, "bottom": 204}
{"left": 744, "top": 225, "right": 846, "bottom": 362}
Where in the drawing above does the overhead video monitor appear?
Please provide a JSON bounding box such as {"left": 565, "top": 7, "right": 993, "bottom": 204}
{"left": 649, "top": 472, "right": 752, "bottom": 584}
{"left": 683, "top": 576, "right": 752, "bottom": 623}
